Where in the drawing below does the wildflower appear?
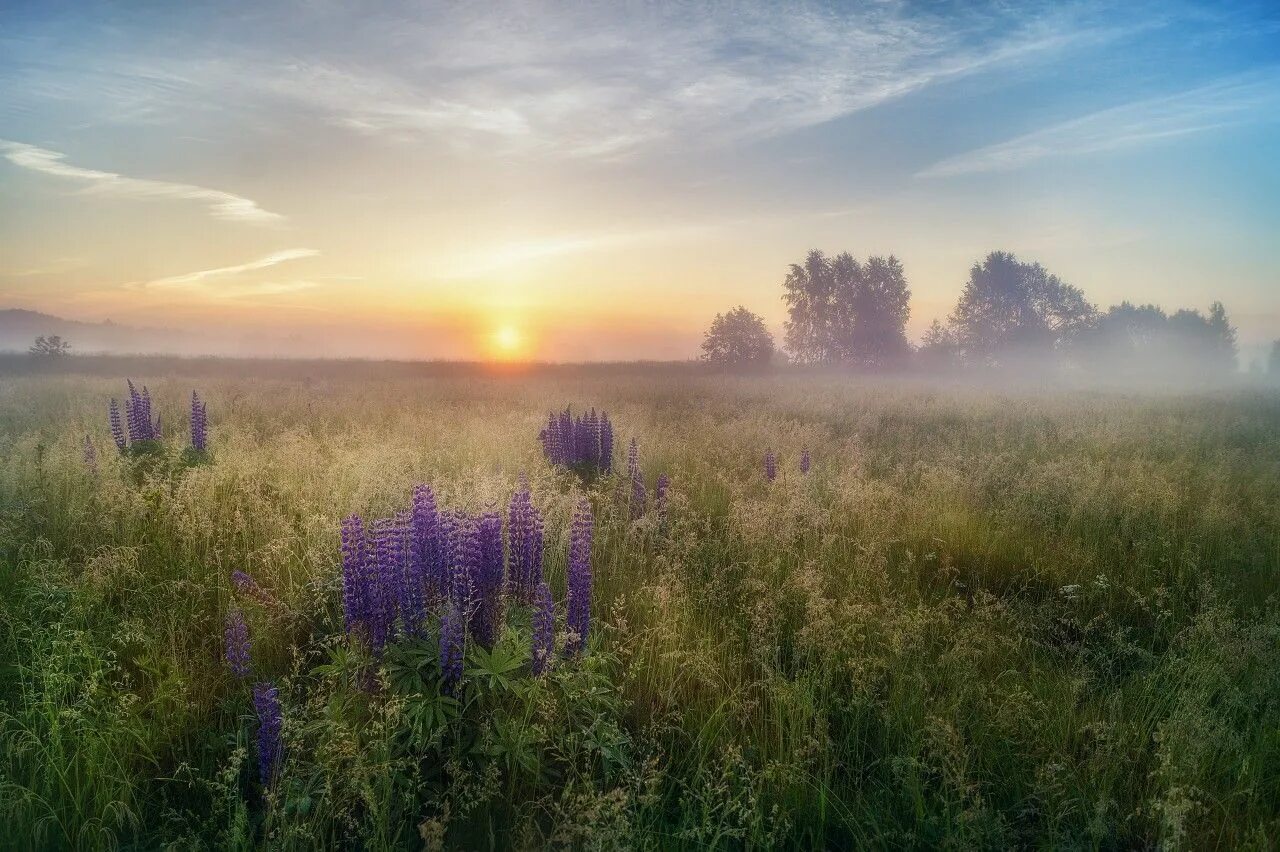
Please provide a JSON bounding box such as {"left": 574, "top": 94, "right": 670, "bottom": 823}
{"left": 83, "top": 435, "right": 98, "bottom": 473}
{"left": 565, "top": 498, "right": 593, "bottom": 656}
{"left": 447, "top": 510, "right": 479, "bottom": 615}
{"left": 252, "top": 682, "right": 283, "bottom": 786}
{"left": 125, "top": 380, "right": 160, "bottom": 443}
{"left": 655, "top": 473, "right": 670, "bottom": 516}
{"left": 541, "top": 406, "right": 614, "bottom": 472}
{"left": 190, "top": 390, "right": 208, "bottom": 452}
{"left": 631, "top": 472, "right": 647, "bottom": 519}
{"left": 368, "top": 516, "right": 407, "bottom": 653}
{"left": 531, "top": 581, "right": 554, "bottom": 675}
{"left": 224, "top": 607, "right": 251, "bottom": 677}
{"left": 764, "top": 450, "right": 777, "bottom": 482}
{"left": 800, "top": 448, "right": 811, "bottom": 475}
{"left": 340, "top": 514, "right": 369, "bottom": 636}
{"left": 411, "top": 484, "right": 447, "bottom": 607}
{"left": 600, "top": 412, "right": 614, "bottom": 472}
{"left": 108, "top": 400, "right": 126, "bottom": 451}
{"left": 506, "top": 484, "right": 544, "bottom": 603}
{"left": 439, "top": 599, "right": 465, "bottom": 694}
{"left": 471, "top": 511, "right": 504, "bottom": 649}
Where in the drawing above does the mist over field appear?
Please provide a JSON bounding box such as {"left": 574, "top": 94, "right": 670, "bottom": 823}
{"left": 4, "top": 0, "right": 1280, "bottom": 849}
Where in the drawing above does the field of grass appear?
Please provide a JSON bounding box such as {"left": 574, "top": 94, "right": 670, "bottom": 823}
{"left": 2, "top": 358, "right": 1279, "bottom": 850}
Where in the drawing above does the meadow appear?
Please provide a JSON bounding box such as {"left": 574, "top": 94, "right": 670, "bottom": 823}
{"left": 1, "top": 357, "right": 1278, "bottom": 850}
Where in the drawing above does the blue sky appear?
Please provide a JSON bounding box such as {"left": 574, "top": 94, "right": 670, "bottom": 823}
{"left": 1, "top": 0, "right": 1278, "bottom": 360}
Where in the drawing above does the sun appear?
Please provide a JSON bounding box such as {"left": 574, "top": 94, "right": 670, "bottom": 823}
{"left": 490, "top": 324, "right": 523, "bottom": 359}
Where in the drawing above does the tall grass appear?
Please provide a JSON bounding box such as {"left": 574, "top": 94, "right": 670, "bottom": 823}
{"left": 1, "top": 361, "right": 1278, "bottom": 849}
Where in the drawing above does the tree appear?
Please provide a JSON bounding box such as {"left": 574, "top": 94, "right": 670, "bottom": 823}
{"left": 948, "top": 251, "right": 1095, "bottom": 366}
{"left": 701, "top": 307, "right": 774, "bottom": 369}
{"left": 782, "top": 250, "right": 837, "bottom": 364}
{"left": 29, "top": 335, "right": 71, "bottom": 357}
{"left": 781, "top": 250, "right": 911, "bottom": 367}
{"left": 917, "top": 319, "right": 959, "bottom": 370}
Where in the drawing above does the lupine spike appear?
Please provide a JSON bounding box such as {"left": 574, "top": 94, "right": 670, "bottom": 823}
{"left": 764, "top": 450, "right": 777, "bottom": 482}
{"left": 471, "top": 511, "right": 504, "bottom": 649}
{"left": 506, "top": 484, "right": 544, "bottom": 603}
{"left": 439, "top": 599, "right": 465, "bottom": 694}
{"left": 368, "top": 517, "right": 405, "bottom": 654}
{"left": 190, "top": 390, "right": 207, "bottom": 452}
{"left": 655, "top": 473, "right": 670, "bottom": 516}
{"left": 411, "top": 484, "right": 446, "bottom": 607}
{"left": 800, "top": 448, "right": 811, "bottom": 475}
{"left": 108, "top": 399, "right": 127, "bottom": 451}
{"left": 224, "top": 607, "right": 251, "bottom": 678}
{"left": 531, "top": 580, "right": 554, "bottom": 675}
{"left": 566, "top": 498, "right": 593, "bottom": 656}
{"left": 600, "top": 413, "right": 614, "bottom": 473}
{"left": 448, "top": 510, "right": 479, "bottom": 615}
{"left": 631, "top": 472, "right": 647, "bottom": 520}
{"left": 252, "top": 683, "right": 283, "bottom": 786}
{"left": 340, "top": 514, "right": 369, "bottom": 636}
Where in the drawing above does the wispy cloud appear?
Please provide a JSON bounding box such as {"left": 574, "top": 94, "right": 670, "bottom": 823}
{"left": 918, "top": 70, "right": 1280, "bottom": 178}
{"left": 141, "top": 248, "right": 319, "bottom": 289}
{"left": 0, "top": 140, "right": 284, "bottom": 223}
{"left": 266, "top": 3, "right": 1122, "bottom": 159}
{"left": 0, "top": 2, "right": 1139, "bottom": 162}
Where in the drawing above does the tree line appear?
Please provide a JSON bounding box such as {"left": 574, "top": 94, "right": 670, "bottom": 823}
{"left": 702, "top": 249, "right": 1246, "bottom": 378}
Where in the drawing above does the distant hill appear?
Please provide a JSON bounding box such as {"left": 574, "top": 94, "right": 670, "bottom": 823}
{"left": 0, "top": 309, "right": 193, "bottom": 354}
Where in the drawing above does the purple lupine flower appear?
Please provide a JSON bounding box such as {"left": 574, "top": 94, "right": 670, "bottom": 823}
{"left": 252, "top": 682, "right": 283, "bottom": 786}
{"left": 340, "top": 514, "right": 369, "bottom": 637}
{"left": 225, "top": 607, "right": 251, "bottom": 677}
{"left": 631, "top": 472, "right": 647, "bottom": 520}
{"left": 531, "top": 580, "right": 554, "bottom": 675}
{"left": 583, "top": 409, "right": 599, "bottom": 467}
{"left": 764, "top": 450, "right": 777, "bottom": 483}
{"left": 190, "top": 390, "right": 208, "bottom": 452}
{"left": 600, "top": 412, "right": 614, "bottom": 473}
{"left": 655, "top": 473, "right": 670, "bottom": 516}
{"left": 368, "top": 516, "right": 407, "bottom": 654}
{"left": 108, "top": 399, "right": 127, "bottom": 451}
{"left": 566, "top": 498, "right": 593, "bottom": 656}
{"left": 471, "top": 511, "right": 504, "bottom": 649}
{"left": 384, "top": 511, "right": 418, "bottom": 637}
{"left": 83, "top": 435, "right": 98, "bottom": 474}
{"left": 447, "top": 510, "right": 479, "bottom": 616}
{"left": 627, "top": 437, "right": 639, "bottom": 478}
{"left": 438, "top": 598, "right": 465, "bottom": 694}
{"left": 411, "top": 484, "right": 447, "bottom": 607}
{"left": 126, "top": 380, "right": 142, "bottom": 443}
{"left": 506, "top": 484, "right": 544, "bottom": 603}
{"left": 800, "top": 449, "right": 811, "bottom": 475}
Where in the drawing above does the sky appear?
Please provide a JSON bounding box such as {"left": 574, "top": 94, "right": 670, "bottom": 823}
{"left": 1, "top": 0, "right": 1278, "bottom": 362}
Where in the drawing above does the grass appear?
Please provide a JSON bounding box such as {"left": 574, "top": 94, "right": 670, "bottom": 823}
{"left": 1, "top": 358, "right": 1279, "bottom": 849}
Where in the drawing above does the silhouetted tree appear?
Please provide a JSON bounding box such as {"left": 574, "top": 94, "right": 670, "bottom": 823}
{"left": 29, "top": 335, "right": 71, "bottom": 357}
{"left": 948, "top": 251, "right": 1095, "bottom": 366}
{"left": 1076, "top": 300, "right": 1238, "bottom": 378}
{"left": 701, "top": 306, "right": 774, "bottom": 369}
{"left": 917, "top": 319, "right": 959, "bottom": 370}
{"left": 782, "top": 250, "right": 911, "bottom": 367}
{"left": 782, "top": 250, "right": 837, "bottom": 364}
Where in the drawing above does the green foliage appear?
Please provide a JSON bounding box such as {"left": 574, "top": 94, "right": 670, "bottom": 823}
{"left": 782, "top": 250, "right": 911, "bottom": 367}
{"left": 701, "top": 307, "right": 775, "bottom": 369}
{"left": 2, "top": 364, "right": 1279, "bottom": 849}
